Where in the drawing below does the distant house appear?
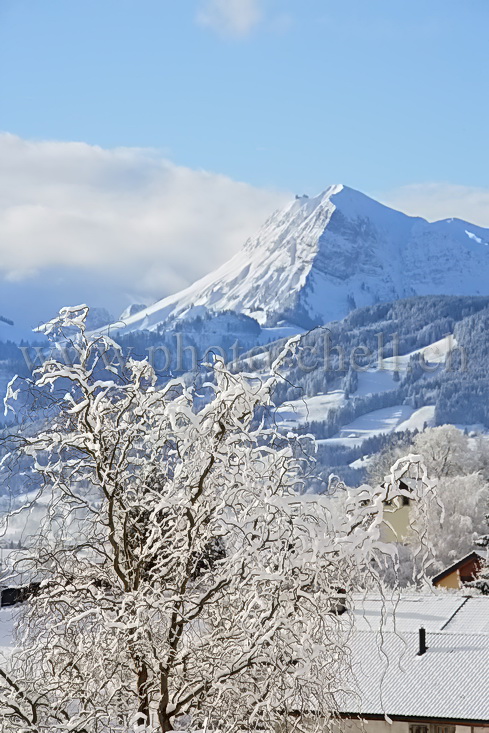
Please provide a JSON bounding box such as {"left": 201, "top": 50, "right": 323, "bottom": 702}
{"left": 432, "top": 551, "right": 486, "bottom": 590}
{"left": 379, "top": 493, "right": 413, "bottom": 542}
{"left": 379, "top": 478, "right": 417, "bottom": 543}
{"left": 338, "top": 594, "right": 489, "bottom": 733}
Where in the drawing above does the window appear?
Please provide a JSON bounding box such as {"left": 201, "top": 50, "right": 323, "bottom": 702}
{"left": 402, "top": 496, "right": 411, "bottom": 506}
{"left": 409, "top": 724, "right": 455, "bottom": 733}
{"left": 409, "top": 725, "right": 429, "bottom": 733}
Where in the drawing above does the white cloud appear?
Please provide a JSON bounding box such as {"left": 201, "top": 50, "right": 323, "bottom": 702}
{"left": 379, "top": 183, "right": 489, "bottom": 228}
{"left": 196, "top": 0, "right": 263, "bottom": 37}
{"left": 4, "top": 134, "right": 487, "bottom": 336}
{"left": 0, "top": 133, "right": 288, "bottom": 328}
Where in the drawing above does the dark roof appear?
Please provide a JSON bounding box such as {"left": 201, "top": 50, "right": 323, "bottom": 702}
{"left": 432, "top": 550, "right": 486, "bottom": 584}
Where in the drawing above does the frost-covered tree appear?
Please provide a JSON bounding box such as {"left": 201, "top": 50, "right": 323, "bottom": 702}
{"left": 367, "top": 426, "right": 489, "bottom": 581}
{"left": 0, "top": 306, "right": 435, "bottom": 733}
{"left": 367, "top": 425, "right": 486, "bottom": 486}
{"left": 421, "top": 473, "right": 489, "bottom": 570}
{"left": 470, "top": 560, "right": 489, "bottom": 595}
{"left": 412, "top": 425, "right": 474, "bottom": 477}
{"left": 467, "top": 511, "right": 489, "bottom": 595}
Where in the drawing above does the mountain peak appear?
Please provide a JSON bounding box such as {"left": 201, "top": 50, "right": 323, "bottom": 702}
{"left": 106, "top": 187, "right": 489, "bottom": 335}
{"left": 320, "top": 183, "right": 346, "bottom": 198}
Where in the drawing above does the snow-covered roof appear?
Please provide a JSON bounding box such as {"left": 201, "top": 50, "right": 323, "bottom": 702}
{"left": 440, "top": 596, "right": 489, "bottom": 634}
{"left": 350, "top": 593, "right": 486, "bottom": 633}
{"left": 340, "top": 594, "right": 489, "bottom": 723}
{"left": 340, "top": 629, "right": 489, "bottom": 723}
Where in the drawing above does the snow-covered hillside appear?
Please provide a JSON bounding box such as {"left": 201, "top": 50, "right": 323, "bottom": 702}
{"left": 275, "top": 336, "right": 451, "bottom": 442}
{"left": 105, "top": 184, "right": 489, "bottom": 335}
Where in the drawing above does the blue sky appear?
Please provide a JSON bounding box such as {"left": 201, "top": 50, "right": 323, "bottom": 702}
{"left": 2, "top": 0, "right": 488, "bottom": 194}
{"left": 0, "top": 0, "right": 488, "bottom": 329}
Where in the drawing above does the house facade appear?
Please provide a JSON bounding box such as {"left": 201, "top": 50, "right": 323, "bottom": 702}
{"left": 339, "top": 717, "right": 488, "bottom": 733}
{"left": 432, "top": 551, "right": 486, "bottom": 590}
{"left": 379, "top": 494, "right": 412, "bottom": 542}
{"left": 379, "top": 477, "right": 418, "bottom": 543}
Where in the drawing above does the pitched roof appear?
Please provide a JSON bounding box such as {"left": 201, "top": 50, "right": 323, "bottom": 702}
{"left": 351, "top": 593, "right": 472, "bottom": 633}
{"left": 440, "top": 596, "right": 489, "bottom": 634}
{"left": 340, "top": 629, "right": 489, "bottom": 723}
{"left": 431, "top": 551, "right": 486, "bottom": 584}
{"left": 340, "top": 594, "right": 489, "bottom": 723}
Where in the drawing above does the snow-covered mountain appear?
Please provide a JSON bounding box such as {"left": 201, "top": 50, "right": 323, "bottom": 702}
{"left": 105, "top": 184, "right": 489, "bottom": 334}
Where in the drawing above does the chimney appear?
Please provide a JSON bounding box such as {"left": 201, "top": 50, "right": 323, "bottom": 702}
{"left": 418, "top": 627, "right": 428, "bottom": 656}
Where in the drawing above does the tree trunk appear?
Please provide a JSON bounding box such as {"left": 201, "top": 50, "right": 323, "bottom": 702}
{"left": 157, "top": 708, "right": 174, "bottom": 732}
{"left": 137, "top": 663, "right": 150, "bottom": 725}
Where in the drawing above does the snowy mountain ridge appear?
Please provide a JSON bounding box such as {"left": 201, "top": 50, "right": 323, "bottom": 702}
{"left": 106, "top": 184, "right": 489, "bottom": 334}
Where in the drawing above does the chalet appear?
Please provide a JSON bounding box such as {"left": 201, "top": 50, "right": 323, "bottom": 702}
{"left": 337, "top": 594, "right": 489, "bottom": 733}
{"left": 431, "top": 551, "right": 486, "bottom": 590}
